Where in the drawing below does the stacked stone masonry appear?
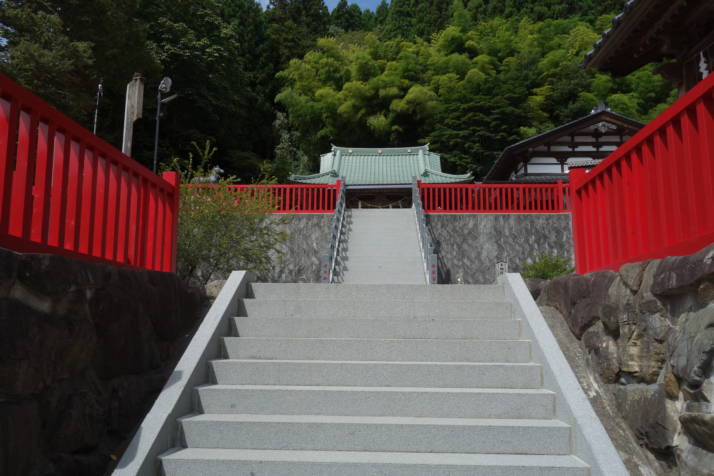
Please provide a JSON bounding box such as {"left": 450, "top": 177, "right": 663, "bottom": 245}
{"left": 533, "top": 243, "right": 714, "bottom": 475}
{"left": 0, "top": 248, "right": 202, "bottom": 476}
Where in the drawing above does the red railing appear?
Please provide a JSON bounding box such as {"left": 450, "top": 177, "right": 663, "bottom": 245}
{"left": 227, "top": 182, "right": 340, "bottom": 213}
{"left": 570, "top": 73, "right": 714, "bottom": 274}
{"left": 0, "top": 73, "right": 179, "bottom": 272}
{"left": 419, "top": 181, "right": 570, "bottom": 213}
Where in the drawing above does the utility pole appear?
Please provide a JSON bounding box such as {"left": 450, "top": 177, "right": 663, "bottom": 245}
{"left": 92, "top": 80, "right": 103, "bottom": 134}
{"left": 153, "top": 77, "right": 178, "bottom": 173}
{"left": 122, "top": 73, "right": 144, "bottom": 156}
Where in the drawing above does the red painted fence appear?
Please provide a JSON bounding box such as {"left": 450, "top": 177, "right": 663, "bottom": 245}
{"left": 0, "top": 73, "right": 179, "bottom": 272}
{"left": 570, "top": 73, "right": 714, "bottom": 274}
{"left": 227, "top": 182, "right": 340, "bottom": 213}
{"left": 419, "top": 181, "right": 570, "bottom": 213}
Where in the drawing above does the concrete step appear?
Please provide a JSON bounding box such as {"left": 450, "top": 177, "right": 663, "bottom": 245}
{"left": 344, "top": 246, "right": 421, "bottom": 258}
{"left": 197, "top": 385, "right": 555, "bottom": 419}
{"left": 340, "top": 267, "right": 426, "bottom": 285}
{"left": 161, "top": 448, "right": 590, "bottom": 476}
{"left": 223, "top": 337, "right": 531, "bottom": 362}
{"left": 248, "top": 283, "right": 505, "bottom": 301}
{"left": 343, "top": 256, "right": 423, "bottom": 266}
{"left": 348, "top": 220, "right": 415, "bottom": 228}
{"left": 240, "top": 299, "right": 511, "bottom": 319}
{"left": 179, "top": 413, "right": 572, "bottom": 455}
{"left": 232, "top": 316, "right": 521, "bottom": 339}
{"left": 350, "top": 208, "right": 416, "bottom": 214}
{"left": 345, "top": 233, "right": 420, "bottom": 244}
{"left": 210, "top": 360, "right": 543, "bottom": 388}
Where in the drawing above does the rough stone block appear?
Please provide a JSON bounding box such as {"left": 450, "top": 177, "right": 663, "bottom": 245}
{"left": 680, "top": 413, "right": 714, "bottom": 453}
{"left": 581, "top": 322, "right": 619, "bottom": 383}
{"left": 0, "top": 400, "right": 43, "bottom": 476}
{"left": 611, "top": 384, "right": 679, "bottom": 455}
{"left": 651, "top": 244, "right": 714, "bottom": 296}
{"left": 670, "top": 304, "right": 714, "bottom": 395}
{"left": 618, "top": 261, "right": 650, "bottom": 293}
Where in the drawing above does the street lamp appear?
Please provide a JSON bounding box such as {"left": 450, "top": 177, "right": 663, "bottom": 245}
{"left": 153, "top": 77, "right": 178, "bottom": 173}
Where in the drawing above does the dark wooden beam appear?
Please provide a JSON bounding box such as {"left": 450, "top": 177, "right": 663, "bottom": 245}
{"left": 531, "top": 151, "right": 613, "bottom": 160}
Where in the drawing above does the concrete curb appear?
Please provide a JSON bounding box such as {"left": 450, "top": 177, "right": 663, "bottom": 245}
{"left": 112, "top": 270, "right": 253, "bottom": 476}
{"left": 499, "top": 273, "right": 628, "bottom": 476}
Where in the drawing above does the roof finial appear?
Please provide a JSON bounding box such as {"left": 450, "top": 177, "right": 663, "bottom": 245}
{"left": 700, "top": 52, "right": 710, "bottom": 79}
{"left": 591, "top": 102, "right": 610, "bottom": 114}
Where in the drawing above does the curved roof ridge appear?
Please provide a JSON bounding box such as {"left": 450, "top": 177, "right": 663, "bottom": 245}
{"left": 331, "top": 144, "right": 430, "bottom": 156}
{"left": 289, "top": 170, "right": 338, "bottom": 181}
{"left": 424, "top": 168, "right": 474, "bottom": 180}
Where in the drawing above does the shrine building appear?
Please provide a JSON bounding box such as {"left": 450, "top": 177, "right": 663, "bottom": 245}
{"left": 584, "top": 0, "right": 714, "bottom": 95}
{"left": 290, "top": 144, "right": 473, "bottom": 208}
{"left": 483, "top": 104, "right": 643, "bottom": 183}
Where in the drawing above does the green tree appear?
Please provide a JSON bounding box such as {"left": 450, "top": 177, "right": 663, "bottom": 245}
{"left": 0, "top": 0, "right": 157, "bottom": 127}
{"left": 331, "top": 0, "right": 363, "bottom": 32}
{"left": 374, "top": 0, "right": 389, "bottom": 29}
{"left": 276, "top": 15, "right": 675, "bottom": 179}
{"left": 266, "top": 0, "right": 329, "bottom": 68}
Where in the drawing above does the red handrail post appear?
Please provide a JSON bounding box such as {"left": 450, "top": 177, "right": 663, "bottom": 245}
{"left": 569, "top": 169, "right": 587, "bottom": 274}
{"left": 161, "top": 171, "right": 180, "bottom": 273}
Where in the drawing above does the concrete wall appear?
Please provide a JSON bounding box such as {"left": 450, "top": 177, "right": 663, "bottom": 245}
{"left": 259, "top": 214, "right": 332, "bottom": 283}
{"left": 428, "top": 213, "right": 573, "bottom": 284}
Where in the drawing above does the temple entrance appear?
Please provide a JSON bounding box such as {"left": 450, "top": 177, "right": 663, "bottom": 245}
{"left": 346, "top": 187, "right": 412, "bottom": 209}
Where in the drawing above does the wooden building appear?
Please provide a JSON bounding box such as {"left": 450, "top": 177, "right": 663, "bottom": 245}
{"left": 290, "top": 145, "right": 473, "bottom": 208}
{"left": 584, "top": 0, "right": 714, "bottom": 94}
{"left": 484, "top": 104, "right": 643, "bottom": 183}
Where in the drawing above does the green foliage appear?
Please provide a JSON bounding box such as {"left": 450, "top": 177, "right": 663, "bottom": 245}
{"left": 469, "top": 0, "right": 627, "bottom": 24}
{"left": 1, "top": 0, "right": 277, "bottom": 183}
{"left": 266, "top": 0, "right": 330, "bottom": 68}
{"left": 276, "top": 16, "right": 676, "bottom": 178}
{"left": 0, "top": 0, "right": 153, "bottom": 123}
{"left": 166, "top": 142, "right": 288, "bottom": 286}
{"left": 331, "top": 0, "right": 364, "bottom": 32}
{"left": 521, "top": 253, "right": 575, "bottom": 280}
{"left": 1, "top": 0, "right": 675, "bottom": 187}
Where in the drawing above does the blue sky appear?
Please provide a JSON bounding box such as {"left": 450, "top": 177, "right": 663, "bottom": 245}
{"left": 258, "top": 0, "right": 385, "bottom": 12}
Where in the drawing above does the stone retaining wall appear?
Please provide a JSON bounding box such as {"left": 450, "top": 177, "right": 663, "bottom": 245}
{"left": 259, "top": 213, "right": 332, "bottom": 283}
{"left": 533, "top": 243, "right": 714, "bottom": 475}
{"left": 0, "top": 249, "right": 203, "bottom": 476}
{"left": 428, "top": 213, "right": 573, "bottom": 283}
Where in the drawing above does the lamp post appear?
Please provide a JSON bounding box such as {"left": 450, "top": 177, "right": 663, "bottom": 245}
{"left": 153, "top": 77, "right": 178, "bottom": 173}
{"left": 92, "top": 80, "right": 103, "bottom": 134}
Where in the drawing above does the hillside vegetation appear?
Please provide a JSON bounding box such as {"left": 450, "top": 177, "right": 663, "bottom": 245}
{"left": 0, "top": 0, "right": 675, "bottom": 180}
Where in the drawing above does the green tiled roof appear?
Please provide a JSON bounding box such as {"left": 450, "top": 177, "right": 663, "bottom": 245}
{"left": 289, "top": 145, "right": 473, "bottom": 185}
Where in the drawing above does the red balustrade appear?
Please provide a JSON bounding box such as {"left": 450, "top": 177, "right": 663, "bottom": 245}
{"left": 570, "top": 73, "right": 714, "bottom": 274}
{"left": 225, "top": 183, "right": 339, "bottom": 213}
{"left": 419, "top": 181, "right": 570, "bottom": 213}
{"left": 0, "top": 73, "right": 179, "bottom": 272}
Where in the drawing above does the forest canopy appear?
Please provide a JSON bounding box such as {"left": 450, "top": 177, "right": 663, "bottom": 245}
{"left": 0, "top": 0, "right": 676, "bottom": 181}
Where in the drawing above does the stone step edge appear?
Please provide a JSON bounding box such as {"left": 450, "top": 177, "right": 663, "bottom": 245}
{"left": 160, "top": 447, "right": 590, "bottom": 468}
{"left": 197, "top": 384, "right": 554, "bottom": 395}
{"left": 179, "top": 413, "right": 570, "bottom": 427}
{"left": 209, "top": 358, "right": 542, "bottom": 366}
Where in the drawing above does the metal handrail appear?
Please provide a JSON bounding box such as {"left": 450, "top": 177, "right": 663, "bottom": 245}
{"left": 320, "top": 178, "right": 347, "bottom": 283}
{"left": 412, "top": 178, "right": 438, "bottom": 284}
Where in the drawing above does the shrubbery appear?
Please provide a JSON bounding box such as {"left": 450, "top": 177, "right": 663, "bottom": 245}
{"left": 166, "top": 142, "right": 288, "bottom": 286}
{"left": 521, "top": 252, "right": 574, "bottom": 280}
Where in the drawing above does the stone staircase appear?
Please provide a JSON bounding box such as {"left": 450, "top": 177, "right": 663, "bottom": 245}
{"left": 341, "top": 208, "right": 426, "bottom": 284}
{"left": 159, "top": 282, "right": 591, "bottom": 475}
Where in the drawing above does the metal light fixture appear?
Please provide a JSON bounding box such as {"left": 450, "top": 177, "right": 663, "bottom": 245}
{"left": 153, "top": 77, "right": 178, "bottom": 173}
{"left": 93, "top": 80, "right": 103, "bottom": 134}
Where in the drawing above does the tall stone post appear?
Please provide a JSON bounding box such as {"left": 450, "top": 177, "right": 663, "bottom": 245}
{"left": 122, "top": 73, "right": 144, "bottom": 156}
